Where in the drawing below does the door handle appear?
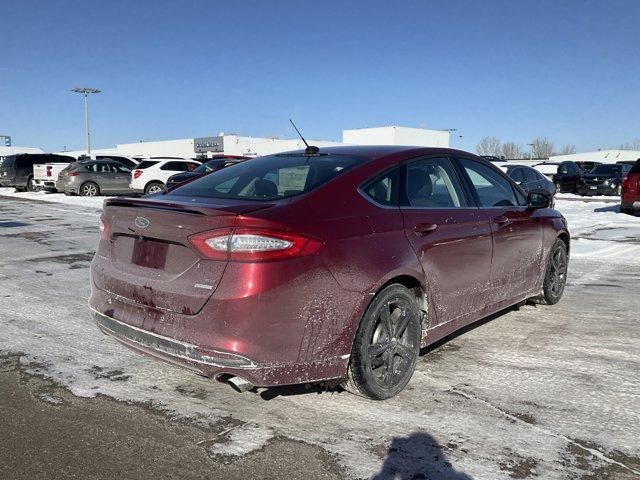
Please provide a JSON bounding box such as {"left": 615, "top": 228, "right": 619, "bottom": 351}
{"left": 493, "top": 216, "right": 510, "bottom": 226}
{"left": 413, "top": 223, "right": 438, "bottom": 236}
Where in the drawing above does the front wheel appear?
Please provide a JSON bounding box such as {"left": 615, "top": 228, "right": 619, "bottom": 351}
{"left": 345, "top": 284, "right": 422, "bottom": 400}
{"left": 541, "top": 239, "right": 568, "bottom": 305}
{"left": 26, "top": 176, "right": 36, "bottom": 192}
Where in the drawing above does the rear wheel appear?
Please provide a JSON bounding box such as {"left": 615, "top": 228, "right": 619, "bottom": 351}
{"left": 145, "top": 182, "right": 164, "bottom": 195}
{"left": 555, "top": 181, "right": 562, "bottom": 193}
{"left": 26, "top": 176, "right": 36, "bottom": 192}
{"left": 80, "top": 182, "right": 99, "bottom": 197}
{"left": 345, "top": 284, "right": 421, "bottom": 400}
{"left": 541, "top": 239, "right": 568, "bottom": 305}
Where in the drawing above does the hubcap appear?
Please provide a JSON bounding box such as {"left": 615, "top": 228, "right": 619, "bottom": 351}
{"left": 83, "top": 184, "right": 97, "bottom": 196}
{"left": 148, "top": 185, "right": 162, "bottom": 194}
{"left": 548, "top": 247, "right": 567, "bottom": 297}
{"left": 368, "top": 298, "right": 417, "bottom": 389}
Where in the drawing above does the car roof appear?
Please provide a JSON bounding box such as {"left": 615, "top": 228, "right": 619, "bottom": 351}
{"left": 276, "top": 145, "right": 479, "bottom": 161}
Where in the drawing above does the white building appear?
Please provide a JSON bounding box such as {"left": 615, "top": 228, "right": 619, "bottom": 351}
{"left": 343, "top": 126, "right": 450, "bottom": 148}
{"left": 549, "top": 149, "right": 640, "bottom": 164}
{"left": 0, "top": 146, "right": 44, "bottom": 158}
{"left": 58, "top": 126, "right": 450, "bottom": 159}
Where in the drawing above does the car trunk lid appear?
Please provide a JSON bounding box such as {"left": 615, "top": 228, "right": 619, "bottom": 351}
{"left": 94, "top": 195, "right": 273, "bottom": 314}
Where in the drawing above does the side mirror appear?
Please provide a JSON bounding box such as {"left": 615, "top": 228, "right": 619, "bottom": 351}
{"left": 528, "top": 191, "right": 551, "bottom": 209}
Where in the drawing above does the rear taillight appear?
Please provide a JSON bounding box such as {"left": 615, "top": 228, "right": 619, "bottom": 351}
{"left": 67, "top": 171, "right": 79, "bottom": 177}
{"left": 189, "top": 228, "right": 323, "bottom": 262}
{"left": 133, "top": 170, "right": 143, "bottom": 179}
{"left": 46, "top": 166, "right": 52, "bottom": 177}
{"left": 99, "top": 218, "right": 109, "bottom": 240}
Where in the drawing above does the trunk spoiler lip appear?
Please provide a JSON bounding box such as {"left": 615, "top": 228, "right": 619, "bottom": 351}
{"left": 104, "top": 196, "right": 276, "bottom": 216}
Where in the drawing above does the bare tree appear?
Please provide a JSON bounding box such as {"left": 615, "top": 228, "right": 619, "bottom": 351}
{"left": 557, "top": 144, "right": 576, "bottom": 155}
{"left": 531, "top": 137, "right": 554, "bottom": 159}
{"left": 620, "top": 139, "right": 640, "bottom": 150}
{"left": 501, "top": 142, "right": 522, "bottom": 159}
{"left": 476, "top": 137, "right": 501, "bottom": 156}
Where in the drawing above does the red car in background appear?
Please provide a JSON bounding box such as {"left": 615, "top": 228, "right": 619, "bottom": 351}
{"left": 621, "top": 159, "right": 640, "bottom": 215}
{"left": 89, "top": 146, "right": 569, "bottom": 400}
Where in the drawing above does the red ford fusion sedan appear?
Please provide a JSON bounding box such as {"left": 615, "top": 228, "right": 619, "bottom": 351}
{"left": 89, "top": 146, "right": 570, "bottom": 400}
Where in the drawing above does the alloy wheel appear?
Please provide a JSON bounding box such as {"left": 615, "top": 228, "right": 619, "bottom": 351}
{"left": 81, "top": 183, "right": 98, "bottom": 196}
{"left": 147, "top": 184, "right": 163, "bottom": 195}
{"left": 367, "top": 297, "right": 419, "bottom": 390}
{"left": 548, "top": 245, "right": 567, "bottom": 299}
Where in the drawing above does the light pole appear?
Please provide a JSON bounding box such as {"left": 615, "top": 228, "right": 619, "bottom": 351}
{"left": 71, "top": 87, "right": 101, "bottom": 154}
{"left": 527, "top": 143, "right": 535, "bottom": 163}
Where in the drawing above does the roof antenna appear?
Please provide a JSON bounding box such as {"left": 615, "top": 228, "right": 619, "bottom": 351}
{"left": 289, "top": 119, "right": 319, "bottom": 155}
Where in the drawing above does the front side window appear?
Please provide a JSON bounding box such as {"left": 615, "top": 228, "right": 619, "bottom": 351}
{"left": 460, "top": 158, "right": 518, "bottom": 208}
{"left": 522, "top": 167, "right": 540, "bottom": 183}
{"left": 508, "top": 168, "right": 525, "bottom": 184}
{"left": 403, "top": 157, "right": 466, "bottom": 208}
{"left": 172, "top": 154, "right": 362, "bottom": 200}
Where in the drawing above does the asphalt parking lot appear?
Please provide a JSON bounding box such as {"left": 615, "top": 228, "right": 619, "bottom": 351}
{"left": 0, "top": 192, "right": 639, "bottom": 480}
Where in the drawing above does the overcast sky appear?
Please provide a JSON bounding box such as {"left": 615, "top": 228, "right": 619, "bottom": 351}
{"left": 2, "top": 0, "right": 639, "bottom": 153}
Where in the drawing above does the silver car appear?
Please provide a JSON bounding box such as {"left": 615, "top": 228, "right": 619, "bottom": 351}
{"left": 56, "top": 159, "right": 133, "bottom": 196}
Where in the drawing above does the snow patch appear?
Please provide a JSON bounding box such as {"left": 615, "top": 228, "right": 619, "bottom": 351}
{"left": 207, "top": 424, "right": 274, "bottom": 457}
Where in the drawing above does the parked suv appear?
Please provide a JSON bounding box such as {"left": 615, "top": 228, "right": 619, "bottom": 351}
{"left": 56, "top": 159, "right": 133, "bottom": 196}
{"left": 533, "top": 161, "right": 582, "bottom": 193}
{"left": 0, "top": 153, "right": 76, "bottom": 191}
{"left": 577, "top": 163, "right": 631, "bottom": 196}
{"left": 620, "top": 160, "right": 640, "bottom": 214}
{"left": 77, "top": 154, "right": 139, "bottom": 169}
{"left": 130, "top": 158, "right": 201, "bottom": 195}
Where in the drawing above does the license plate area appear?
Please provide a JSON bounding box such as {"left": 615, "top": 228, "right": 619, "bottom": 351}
{"left": 131, "top": 238, "right": 170, "bottom": 269}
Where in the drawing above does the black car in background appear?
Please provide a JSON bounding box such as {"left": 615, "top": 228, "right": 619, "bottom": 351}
{"left": 500, "top": 164, "right": 557, "bottom": 196}
{"left": 575, "top": 161, "right": 602, "bottom": 173}
{"left": 0, "top": 153, "right": 76, "bottom": 191}
{"left": 165, "top": 155, "right": 249, "bottom": 189}
{"left": 578, "top": 163, "right": 632, "bottom": 196}
{"left": 533, "top": 161, "right": 582, "bottom": 193}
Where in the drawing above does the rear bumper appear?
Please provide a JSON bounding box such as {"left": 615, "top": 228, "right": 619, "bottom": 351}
{"left": 621, "top": 199, "right": 640, "bottom": 211}
{"left": 93, "top": 310, "right": 257, "bottom": 370}
{"left": 577, "top": 185, "right": 618, "bottom": 196}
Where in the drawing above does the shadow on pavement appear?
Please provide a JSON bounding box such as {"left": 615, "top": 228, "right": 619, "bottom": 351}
{"left": 372, "top": 432, "right": 473, "bottom": 479}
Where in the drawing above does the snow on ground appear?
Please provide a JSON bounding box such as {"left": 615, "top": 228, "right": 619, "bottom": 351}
{"left": 1, "top": 191, "right": 639, "bottom": 479}
{"left": 0, "top": 187, "right": 110, "bottom": 210}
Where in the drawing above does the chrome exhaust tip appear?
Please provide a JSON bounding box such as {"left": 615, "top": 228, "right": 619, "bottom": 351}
{"left": 227, "top": 375, "right": 254, "bottom": 393}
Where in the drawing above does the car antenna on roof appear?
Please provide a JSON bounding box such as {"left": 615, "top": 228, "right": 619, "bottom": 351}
{"left": 289, "top": 119, "right": 319, "bottom": 155}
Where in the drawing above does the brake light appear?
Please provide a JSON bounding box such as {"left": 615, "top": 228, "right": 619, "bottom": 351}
{"left": 623, "top": 174, "right": 640, "bottom": 196}
{"left": 46, "top": 166, "right": 52, "bottom": 177}
{"left": 133, "top": 170, "right": 143, "bottom": 179}
{"left": 99, "top": 218, "right": 109, "bottom": 240}
{"left": 67, "top": 171, "right": 79, "bottom": 176}
{"left": 189, "top": 228, "right": 323, "bottom": 262}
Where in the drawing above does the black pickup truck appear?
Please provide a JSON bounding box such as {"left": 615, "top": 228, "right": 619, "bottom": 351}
{"left": 0, "top": 153, "right": 76, "bottom": 191}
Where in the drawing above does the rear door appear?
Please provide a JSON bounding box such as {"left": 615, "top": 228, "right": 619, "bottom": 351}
{"left": 110, "top": 162, "right": 133, "bottom": 193}
{"left": 399, "top": 155, "right": 493, "bottom": 327}
{"left": 457, "top": 157, "right": 543, "bottom": 305}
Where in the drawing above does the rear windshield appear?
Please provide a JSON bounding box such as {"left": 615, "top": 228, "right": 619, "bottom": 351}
{"left": 171, "top": 154, "right": 363, "bottom": 200}
{"left": 137, "top": 160, "right": 159, "bottom": 169}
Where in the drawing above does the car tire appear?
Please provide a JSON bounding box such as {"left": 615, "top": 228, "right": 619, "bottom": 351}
{"left": 145, "top": 182, "right": 164, "bottom": 195}
{"left": 554, "top": 181, "right": 562, "bottom": 193}
{"left": 26, "top": 176, "right": 36, "bottom": 192}
{"left": 345, "top": 284, "right": 422, "bottom": 400}
{"left": 80, "top": 182, "right": 100, "bottom": 197}
{"left": 616, "top": 185, "right": 622, "bottom": 196}
{"left": 540, "top": 239, "right": 568, "bottom": 305}
{"left": 14, "top": 187, "right": 26, "bottom": 193}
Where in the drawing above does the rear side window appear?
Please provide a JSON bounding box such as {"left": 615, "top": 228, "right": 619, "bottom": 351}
{"left": 508, "top": 168, "right": 526, "bottom": 184}
{"left": 172, "top": 154, "right": 362, "bottom": 200}
{"left": 522, "top": 167, "right": 539, "bottom": 182}
{"left": 460, "top": 158, "right": 518, "bottom": 207}
{"left": 1, "top": 156, "right": 15, "bottom": 167}
{"left": 362, "top": 168, "right": 399, "bottom": 206}
{"left": 161, "top": 161, "right": 193, "bottom": 171}
{"left": 137, "top": 160, "right": 159, "bottom": 169}
{"left": 403, "top": 157, "right": 467, "bottom": 208}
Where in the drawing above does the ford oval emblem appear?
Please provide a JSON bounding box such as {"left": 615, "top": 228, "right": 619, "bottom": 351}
{"left": 134, "top": 216, "right": 150, "bottom": 229}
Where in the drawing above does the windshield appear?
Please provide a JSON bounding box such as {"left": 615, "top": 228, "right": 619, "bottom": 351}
{"left": 589, "top": 165, "right": 623, "bottom": 175}
{"left": 171, "top": 154, "right": 363, "bottom": 200}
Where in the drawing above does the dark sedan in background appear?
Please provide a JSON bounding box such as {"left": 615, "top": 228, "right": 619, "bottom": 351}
{"left": 166, "top": 155, "right": 249, "bottom": 189}
{"left": 578, "top": 163, "right": 632, "bottom": 196}
{"left": 499, "top": 164, "right": 556, "bottom": 196}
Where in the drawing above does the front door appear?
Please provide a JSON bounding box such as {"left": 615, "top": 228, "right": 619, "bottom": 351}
{"left": 399, "top": 156, "right": 493, "bottom": 328}
{"left": 457, "top": 157, "right": 543, "bottom": 305}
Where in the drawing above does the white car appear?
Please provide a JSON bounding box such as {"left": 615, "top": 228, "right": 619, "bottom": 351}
{"left": 130, "top": 157, "right": 201, "bottom": 195}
